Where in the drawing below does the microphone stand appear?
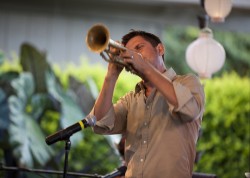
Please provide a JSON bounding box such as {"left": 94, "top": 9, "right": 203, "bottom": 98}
{"left": 63, "top": 138, "right": 71, "bottom": 178}
{"left": 1, "top": 136, "right": 103, "bottom": 178}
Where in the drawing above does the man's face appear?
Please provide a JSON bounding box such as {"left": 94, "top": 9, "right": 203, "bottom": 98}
{"left": 125, "top": 36, "right": 161, "bottom": 68}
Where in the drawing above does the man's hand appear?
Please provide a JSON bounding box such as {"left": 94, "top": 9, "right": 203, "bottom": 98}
{"left": 121, "top": 50, "right": 148, "bottom": 79}
{"left": 107, "top": 43, "right": 124, "bottom": 78}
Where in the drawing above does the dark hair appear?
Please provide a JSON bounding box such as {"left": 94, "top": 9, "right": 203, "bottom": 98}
{"left": 122, "top": 30, "right": 164, "bottom": 60}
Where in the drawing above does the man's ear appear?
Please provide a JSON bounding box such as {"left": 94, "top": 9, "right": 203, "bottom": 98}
{"left": 156, "top": 43, "right": 165, "bottom": 56}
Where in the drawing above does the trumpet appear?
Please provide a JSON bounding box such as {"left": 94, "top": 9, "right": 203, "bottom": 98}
{"left": 86, "top": 24, "right": 134, "bottom": 71}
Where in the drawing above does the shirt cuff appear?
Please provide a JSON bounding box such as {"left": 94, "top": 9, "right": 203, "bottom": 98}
{"left": 92, "top": 106, "right": 115, "bottom": 131}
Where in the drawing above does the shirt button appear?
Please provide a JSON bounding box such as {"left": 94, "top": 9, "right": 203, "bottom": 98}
{"left": 146, "top": 105, "right": 150, "bottom": 109}
{"left": 143, "top": 140, "right": 147, "bottom": 144}
{"left": 144, "top": 122, "right": 147, "bottom": 126}
{"left": 140, "top": 159, "right": 144, "bottom": 162}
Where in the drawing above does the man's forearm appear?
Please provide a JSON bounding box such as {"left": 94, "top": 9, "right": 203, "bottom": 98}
{"left": 144, "top": 65, "right": 178, "bottom": 108}
{"left": 93, "top": 74, "right": 118, "bottom": 121}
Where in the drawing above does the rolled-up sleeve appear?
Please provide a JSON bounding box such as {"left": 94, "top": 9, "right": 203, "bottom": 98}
{"left": 168, "top": 74, "right": 205, "bottom": 122}
{"left": 91, "top": 94, "right": 129, "bottom": 135}
{"left": 91, "top": 106, "right": 116, "bottom": 134}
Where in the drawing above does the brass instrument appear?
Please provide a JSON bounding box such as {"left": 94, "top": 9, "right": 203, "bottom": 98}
{"left": 86, "top": 24, "right": 134, "bottom": 71}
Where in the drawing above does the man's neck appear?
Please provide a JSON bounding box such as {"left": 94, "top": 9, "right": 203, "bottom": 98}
{"left": 143, "top": 63, "right": 167, "bottom": 97}
{"left": 144, "top": 81, "right": 154, "bottom": 97}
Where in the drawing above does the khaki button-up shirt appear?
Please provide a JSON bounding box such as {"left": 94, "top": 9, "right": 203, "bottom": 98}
{"left": 93, "top": 68, "right": 205, "bottom": 178}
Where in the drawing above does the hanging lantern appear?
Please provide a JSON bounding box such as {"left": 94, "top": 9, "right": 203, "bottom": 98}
{"left": 204, "top": 0, "right": 233, "bottom": 22}
{"left": 185, "top": 28, "right": 225, "bottom": 79}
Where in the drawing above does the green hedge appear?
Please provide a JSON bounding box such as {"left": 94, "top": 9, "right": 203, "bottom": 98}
{"left": 195, "top": 73, "right": 250, "bottom": 178}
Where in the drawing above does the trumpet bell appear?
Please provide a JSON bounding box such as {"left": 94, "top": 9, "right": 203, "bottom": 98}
{"left": 85, "top": 24, "right": 135, "bottom": 72}
{"left": 86, "top": 24, "right": 110, "bottom": 53}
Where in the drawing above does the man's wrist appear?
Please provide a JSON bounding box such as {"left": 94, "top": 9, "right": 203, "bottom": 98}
{"left": 105, "top": 73, "right": 119, "bottom": 82}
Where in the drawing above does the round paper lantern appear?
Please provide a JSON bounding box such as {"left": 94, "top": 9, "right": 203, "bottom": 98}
{"left": 185, "top": 28, "right": 225, "bottom": 79}
{"left": 205, "top": 0, "right": 233, "bottom": 22}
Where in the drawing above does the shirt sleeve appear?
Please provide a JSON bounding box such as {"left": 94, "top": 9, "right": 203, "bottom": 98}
{"left": 168, "top": 74, "right": 205, "bottom": 122}
{"left": 91, "top": 106, "right": 115, "bottom": 134}
{"left": 91, "top": 94, "right": 129, "bottom": 135}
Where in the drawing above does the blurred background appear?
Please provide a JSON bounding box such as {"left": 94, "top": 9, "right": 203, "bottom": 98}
{"left": 0, "top": 0, "right": 249, "bottom": 178}
{"left": 0, "top": 0, "right": 249, "bottom": 66}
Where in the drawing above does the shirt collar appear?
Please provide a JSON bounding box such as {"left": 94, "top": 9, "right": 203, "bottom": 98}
{"left": 164, "top": 67, "right": 177, "bottom": 81}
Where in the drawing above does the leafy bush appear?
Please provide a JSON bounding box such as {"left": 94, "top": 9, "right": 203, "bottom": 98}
{"left": 194, "top": 73, "right": 250, "bottom": 178}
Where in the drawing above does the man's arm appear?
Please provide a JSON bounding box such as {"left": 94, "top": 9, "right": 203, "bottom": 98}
{"left": 143, "top": 64, "right": 179, "bottom": 107}
{"left": 93, "top": 63, "right": 123, "bottom": 121}
{"left": 123, "top": 52, "right": 204, "bottom": 121}
{"left": 144, "top": 66, "right": 204, "bottom": 121}
{"left": 124, "top": 53, "right": 179, "bottom": 108}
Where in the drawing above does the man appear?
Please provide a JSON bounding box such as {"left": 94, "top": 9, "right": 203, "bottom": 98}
{"left": 91, "top": 30, "right": 205, "bottom": 178}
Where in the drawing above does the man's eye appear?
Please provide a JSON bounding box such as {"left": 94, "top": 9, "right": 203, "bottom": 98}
{"left": 135, "top": 45, "right": 143, "bottom": 51}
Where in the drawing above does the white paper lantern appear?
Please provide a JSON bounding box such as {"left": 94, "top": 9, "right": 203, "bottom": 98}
{"left": 186, "top": 28, "right": 225, "bottom": 79}
{"left": 205, "top": 0, "right": 233, "bottom": 22}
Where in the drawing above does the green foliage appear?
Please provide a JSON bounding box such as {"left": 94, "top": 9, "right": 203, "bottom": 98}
{"left": 53, "top": 58, "right": 140, "bottom": 103}
{"left": 45, "top": 69, "right": 85, "bottom": 145}
{"left": 0, "top": 44, "right": 121, "bottom": 178}
{"left": 20, "top": 43, "right": 49, "bottom": 93}
{"left": 194, "top": 73, "right": 250, "bottom": 178}
{"left": 215, "top": 31, "right": 250, "bottom": 77}
{"left": 163, "top": 26, "right": 195, "bottom": 75}
{"left": 0, "top": 56, "right": 22, "bottom": 74}
{"left": 66, "top": 129, "right": 120, "bottom": 174}
{"left": 113, "top": 72, "right": 140, "bottom": 102}
{"left": 8, "top": 73, "right": 54, "bottom": 167}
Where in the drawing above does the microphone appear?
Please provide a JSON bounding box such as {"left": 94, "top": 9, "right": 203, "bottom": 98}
{"left": 102, "top": 166, "right": 127, "bottom": 178}
{"left": 45, "top": 114, "right": 96, "bottom": 145}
